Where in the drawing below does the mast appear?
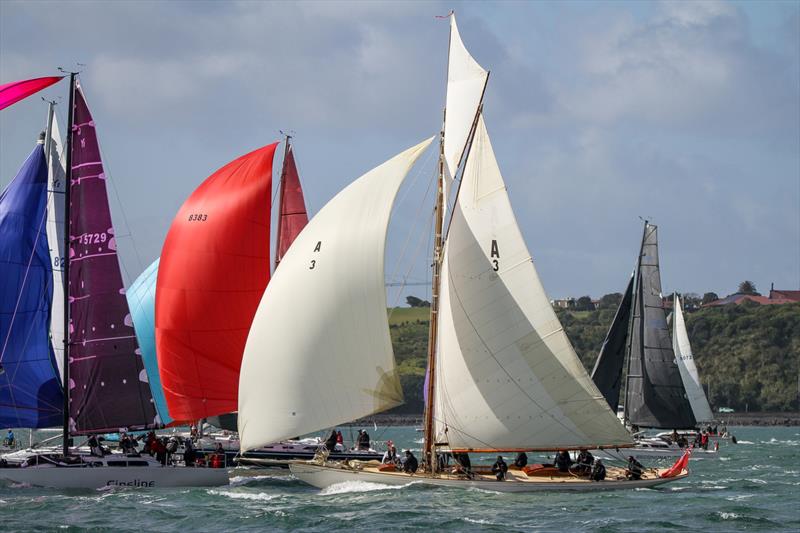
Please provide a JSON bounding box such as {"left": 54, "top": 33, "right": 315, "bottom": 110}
{"left": 61, "top": 73, "right": 75, "bottom": 456}
{"left": 423, "top": 113, "right": 446, "bottom": 473}
{"left": 275, "top": 133, "right": 292, "bottom": 271}
{"left": 623, "top": 220, "right": 648, "bottom": 427}
{"left": 44, "top": 101, "right": 55, "bottom": 169}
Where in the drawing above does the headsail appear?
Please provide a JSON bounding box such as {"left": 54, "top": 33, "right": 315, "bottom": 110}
{"left": 156, "top": 144, "right": 277, "bottom": 422}
{"left": 238, "top": 138, "right": 433, "bottom": 451}
{"left": 275, "top": 142, "right": 308, "bottom": 267}
{"left": 625, "top": 223, "right": 695, "bottom": 429}
{"left": 67, "top": 81, "right": 157, "bottom": 433}
{"left": 127, "top": 258, "right": 171, "bottom": 425}
{"left": 44, "top": 106, "right": 67, "bottom": 383}
{"left": 0, "top": 141, "right": 63, "bottom": 428}
{"left": 591, "top": 275, "right": 634, "bottom": 411}
{"left": 673, "top": 295, "right": 714, "bottom": 423}
{"left": 432, "top": 116, "right": 631, "bottom": 451}
{"left": 443, "top": 14, "right": 488, "bottom": 203}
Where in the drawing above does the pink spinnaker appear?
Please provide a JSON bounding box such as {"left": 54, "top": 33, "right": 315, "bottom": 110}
{"left": 0, "top": 76, "right": 63, "bottom": 111}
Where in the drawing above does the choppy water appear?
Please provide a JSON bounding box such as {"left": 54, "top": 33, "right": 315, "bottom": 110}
{"left": 1, "top": 426, "right": 799, "bottom": 532}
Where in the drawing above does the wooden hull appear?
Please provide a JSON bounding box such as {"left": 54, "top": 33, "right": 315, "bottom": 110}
{"left": 288, "top": 461, "right": 689, "bottom": 493}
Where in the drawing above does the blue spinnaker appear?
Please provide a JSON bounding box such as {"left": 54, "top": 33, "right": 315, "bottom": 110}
{"left": 127, "top": 258, "right": 172, "bottom": 425}
{"left": 0, "top": 142, "right": 63, "bottom": 428}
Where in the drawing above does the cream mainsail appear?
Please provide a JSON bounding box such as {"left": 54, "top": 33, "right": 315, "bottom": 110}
{"left": 673, "top": 295, "right": 714, "bottom": 423}
{"left": 433, "top": 116, "right": 631, "bottom": 450}
{"left": 44, "top": 106, "right": 66, "bottom": 382}
{"left": 443, "top": 15, "right": 488, "bottom": 204}
{"left": 238, "top": 138, "right": 433, "bottom": 451}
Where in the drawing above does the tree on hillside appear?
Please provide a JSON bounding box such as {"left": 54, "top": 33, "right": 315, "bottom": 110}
{"left": 738, "top": 281, "right": 759, "bottom": 295}
{"left": 599, "top": 292, "right": 623, "bottom": 309}
{"left": 406, "top": 296, "right": 430, "bottom": 308}
{"left": 575, "top": 296, "right": 594, "bottom": 311}
{"left": 702, "top": 292, "right": 719, "bottom": 305}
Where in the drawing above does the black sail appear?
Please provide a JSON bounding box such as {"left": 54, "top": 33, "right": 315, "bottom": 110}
{"left": 591, "top": 275, "right": 634, "bottom": 412}
{"left": 625, "top": 223, "right": 695, "bottom": 429}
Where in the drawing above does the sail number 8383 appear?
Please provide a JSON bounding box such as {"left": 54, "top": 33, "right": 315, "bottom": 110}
{"left": 188, "top": 213, "right": 208, "bottom": 222}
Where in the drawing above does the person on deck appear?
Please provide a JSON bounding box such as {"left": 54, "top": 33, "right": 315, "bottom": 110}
{"left": 324, "top": 429, "right": 338, "bottom": 452}
{"left": 402, "top": 450, "right": 418, "bottom": 474}
{"left": 700, "top": 431, "right": 709, "bottom": 450}
{"left": 4, "top": 429, "right": 15, "bottom": 447}
{"left": 453, "top": 452, "right": 472, "bottom": 475}
{"left": 183, "top": 439, "right": 197, "bottom": 466}
{"left": 357, "top": 429, "right": 370, "bottom": 450}
{"left": 671, "top": 429, "right": 680, "bottom": 444}
{"left": 514, "top": 452, "right": 528, "bottom": 468}
{"left": 554, "top": 450, "right": 573, "bottom": 473}
{"left": 120, "top": 433, "right": 138, "bottom": 455}
{"left": 143, "top": 431, "right": 157, "bottom": 455}
{"left": 336, "top": 430, "right": 343, "bottom": 445}
{"left": 382, "top": 445, "right": 398, "bottom": 465}
{"left": 591, "top": 459, "right": 606, "bottom": 481}
{"left": 575, "top": 449, "right": 594, "bottom": 474}
{"left": 491, "top": 455, "right": 509, "bottom": 481}
{"left": 88, "top": 434, "right": 104, "bottom": 457}
{"left": 625, "top": 456, "right": 644, "bottom": 480}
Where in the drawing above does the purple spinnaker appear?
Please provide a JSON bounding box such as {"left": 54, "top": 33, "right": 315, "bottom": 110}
{"left": 67, "top": 81, "right": 156, "bottom": 434}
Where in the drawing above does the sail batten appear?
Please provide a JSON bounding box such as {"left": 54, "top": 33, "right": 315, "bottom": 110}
{"left": 67, "top": 82, "right": 157, "bottom": 434}
{"left": 238, "top": 138, "right": 433, "bottom": 451}
{"left": 433, "top": 116, "right": 631, "bottom": 450}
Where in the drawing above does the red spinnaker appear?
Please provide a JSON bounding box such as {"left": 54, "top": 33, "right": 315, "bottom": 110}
{"left": 275, "top": 144, "right": 308, "bottom": 267}
{"left": 660, "top": 449, "right": 691, "bottom": 478}
{"left": 0, "top": 76, "right": 63, "bottom": 111}
{"left": 156, "top": 144, "right": 277, "bottom": 421}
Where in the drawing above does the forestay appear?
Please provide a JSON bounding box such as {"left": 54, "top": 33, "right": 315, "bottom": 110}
{"left": 673, "top": 295, "right": 714, "bottom": 423}
{"left": 238, "top": 138, "right": 433, "bottom": 451}
{"left": 433, "top": 116, "right": 631, "bottom": 451}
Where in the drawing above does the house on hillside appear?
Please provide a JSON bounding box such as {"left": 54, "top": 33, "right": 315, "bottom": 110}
{"left": 703, "top": 284, "right": 799, "bottom": 307}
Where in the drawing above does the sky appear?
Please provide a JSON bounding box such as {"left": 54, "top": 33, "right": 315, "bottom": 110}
{"left": 1, "top": 0, "right": 798, "bottom": 303}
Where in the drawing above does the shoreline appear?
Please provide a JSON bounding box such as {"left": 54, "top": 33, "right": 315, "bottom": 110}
{"left": 346, "top": 412, "right": 800, "bottom": 427}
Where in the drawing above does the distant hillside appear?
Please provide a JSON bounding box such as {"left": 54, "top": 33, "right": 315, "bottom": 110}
{"left": 388, "top": 302, "right": 800, "bottom": 413}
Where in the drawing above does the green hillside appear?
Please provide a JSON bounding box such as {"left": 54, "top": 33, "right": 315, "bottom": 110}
{"left": 388, "top": 303, "right": 800, "bottom": 413}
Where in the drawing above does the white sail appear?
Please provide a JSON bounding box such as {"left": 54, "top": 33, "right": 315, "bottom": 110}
{"left": 443, "top": 14, "right": 488, "bottom": 205}
{"left": 433, "top": 116, "right": 631, "bottom": 450}
{"left": 673, "top": 296, "right": 714, "bottom": 423}
{"left": 238, "top": 137, "right": 433, "bottom": 451}
{"left": 44, "top": 107, "right": 66, "bottom": 382}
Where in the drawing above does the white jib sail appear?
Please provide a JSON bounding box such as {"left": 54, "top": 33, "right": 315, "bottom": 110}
{"left": 45, "top": 108, "right": 67, "bottom": 382}
{"left": 433, "top": 116, "right": 631, "bottom": 450}
{"left": 443, "top": 14, "right": 489, "bottom": 207}
{"left": 238, "top": 137, "right": 434, "bottom": 451}
{"left": 673, "top": 296, "right": 714, "bottom": 423}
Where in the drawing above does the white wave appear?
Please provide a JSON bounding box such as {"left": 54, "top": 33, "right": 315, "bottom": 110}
{"left": 736, "top": 440, "right": 754, "bottom": 444}
{"left": 319, "top": 480, "right": 411, "bottom": 495}
{"left": 463, "top": 517, "right": 494, "bottom": 525}
{"left": 229, "top": 474, "right": 292, "bottom": 486}
{"left": 726, "top": 494, "right": 754, "bottom": 501}
{"left": 719, "top": 512, "right": 739, "bottom": 520}
{"left": 746, "top": 478, "right": 768, "bottom": 484}
{"left": 206, "top": 489, "right": 279, "bottom": 502}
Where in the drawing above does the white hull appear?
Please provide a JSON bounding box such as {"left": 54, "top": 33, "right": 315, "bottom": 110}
{"left": 0, "top": 464, "right": 230, "bottom": 489}
{"left": 289, "top": 462, "right": 688, "bottom": 493}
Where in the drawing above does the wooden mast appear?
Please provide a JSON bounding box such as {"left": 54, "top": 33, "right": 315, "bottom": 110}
{"left": 61, "top": 72, "right": 75, "bottom": 457}
{"left": 422, "top": 114, "right": 446, "bottom": 473}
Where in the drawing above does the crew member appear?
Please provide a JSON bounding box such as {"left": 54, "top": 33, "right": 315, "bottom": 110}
{"left": 491, "top": 455, "right": 509, "bottom": 481}
{"left": 402, "top": 450, "right": 418, "bottom": 473}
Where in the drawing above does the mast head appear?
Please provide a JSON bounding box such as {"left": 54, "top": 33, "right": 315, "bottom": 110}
{"left": 37, "top": 131, "right": 46, "bottom": 144}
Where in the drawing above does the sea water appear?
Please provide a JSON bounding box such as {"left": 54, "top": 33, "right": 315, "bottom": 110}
{"left": 1, "top": 426, "right": 798, "bottom": 532}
